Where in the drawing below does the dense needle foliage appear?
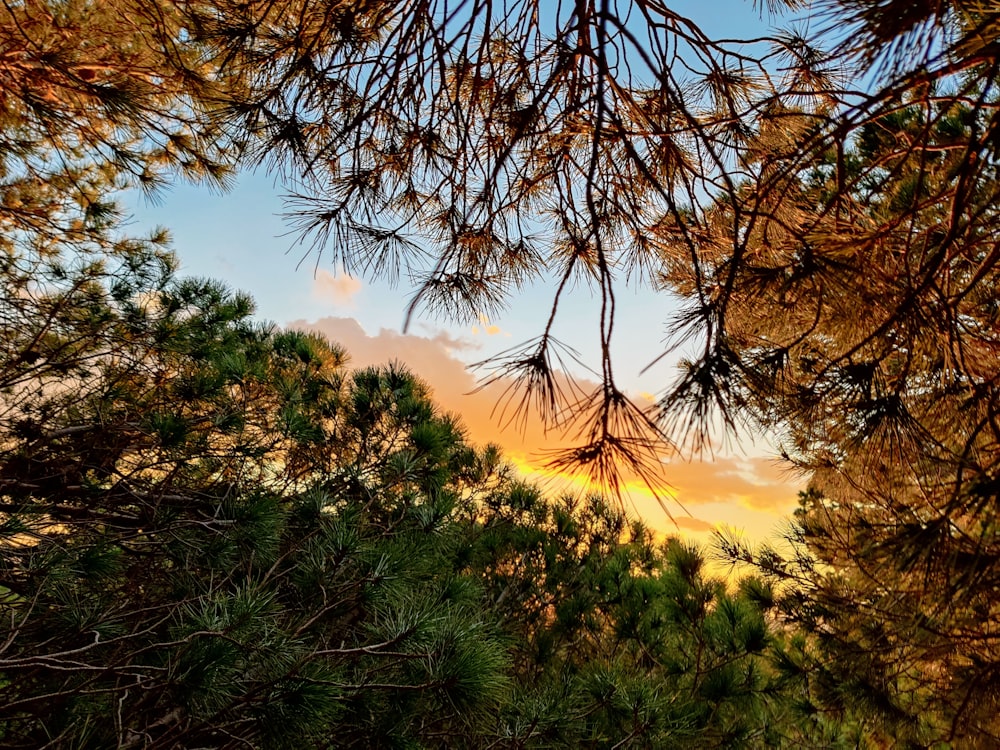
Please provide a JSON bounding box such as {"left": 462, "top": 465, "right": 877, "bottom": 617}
{"left": 0, "top": 243, "right": 857, "bottom": 746}
{"left": 0, "top": 238, "right": 513, "bottom": 746}
{"left": 4, "top": 0, "right": 1000, "bottom": 746}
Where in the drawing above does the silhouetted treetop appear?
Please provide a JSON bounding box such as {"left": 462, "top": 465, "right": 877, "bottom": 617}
{"left": 189, "top": 0, "right": 999, "bottom": 490}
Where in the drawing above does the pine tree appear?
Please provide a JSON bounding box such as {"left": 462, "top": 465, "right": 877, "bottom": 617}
{"left": 0, "top": 241, "right": 514, "bottom": 747}
{"left": 0, "top": 0, "right": 237, "bottom": 245}
{"left": 7, "top": 1, "right": 1000, "bottom": 744}
{"left": 461, "top": 490, "right": 863, "bottom": 747}
{"left": 0, "top": 233, "right": 856, "bottom": 747}
{"left": 178, "top": 0, "right": 1000, "bottom": 499}
{"left": 190, "top": 0, "right": 809, "bottom": 486}
{"left": 691, "top": 15, "right": 1000, "bottom": 743}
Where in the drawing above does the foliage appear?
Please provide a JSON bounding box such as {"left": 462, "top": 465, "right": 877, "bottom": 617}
{"left": 463, "top": 490, "right": 863, "bottom": 748}
{"left": 188, "top": 0, "right": 1000, "bottom": 496}
{"left": 158, "top": 0, "right": 812, "bottom": 485}
{"left": 0, "top": 244, "right": 512, "bottom": 747}
{"left": 700, "top": 32, "right": 1000, "bottom": 748}
{"left": 6, "top": 0, "right": 1000, "bottom": 746}
{"left": 202, "top": 2, "right": 1000, "bottom": 737}
{"left": 0, "top": 0, "right": 237, "bottom": 248}
{"left": 0, "top": 235, "right": 854, "bottom": 747}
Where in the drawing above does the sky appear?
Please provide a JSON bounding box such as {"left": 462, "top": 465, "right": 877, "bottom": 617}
{"left": 124, "top": 0, "right": 813, "bottom": 546}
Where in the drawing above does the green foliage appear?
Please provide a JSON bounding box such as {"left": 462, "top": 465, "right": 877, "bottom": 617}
{"left": 462, "top": 492, "right": 860, "bottom": 748}
{"left": 8, "top": 0, "right": 1000, "bottom": 746}
{"left": 0, "top": 234, "right": 856, "bottom": 747}
{"left": 0, "top": 243, "right": 515, "bottom": 747}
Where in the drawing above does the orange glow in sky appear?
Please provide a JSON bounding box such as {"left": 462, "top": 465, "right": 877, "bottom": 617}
{"left": 294, "top": 316, "right": 803, "bottom": 546}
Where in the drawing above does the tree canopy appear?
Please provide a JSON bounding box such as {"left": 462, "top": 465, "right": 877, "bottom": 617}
{"left": 1, "top": 237, "right": 855, "bottom": 746}
{"left": 3, "top": 0, "right": 1000, "bottom": 746}
{"left": 8, "top": 0, "right": 997, "bottom": 475}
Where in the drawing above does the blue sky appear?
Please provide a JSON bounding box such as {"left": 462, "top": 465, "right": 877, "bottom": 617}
{"left": 122, "top": 0, "right": 812, "bottom": 541}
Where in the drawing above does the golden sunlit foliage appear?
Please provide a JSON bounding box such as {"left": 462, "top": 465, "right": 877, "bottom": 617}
{"left": 3, "top": 0, "right": 1000, "bottom": 745}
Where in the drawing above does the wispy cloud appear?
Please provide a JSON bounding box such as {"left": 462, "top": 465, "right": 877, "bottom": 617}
{"left": 312, "top": 269, "right": 362, "bottom": 307}
{"left": 471, "top": 313, "right": 510, "bottom": 337}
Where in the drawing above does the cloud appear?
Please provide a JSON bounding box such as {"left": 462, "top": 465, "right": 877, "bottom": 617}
{"left": 660, "top": 456, "right": 805, "bottom": 513}
{"left": 470, "top": 313, "right": 510, "bottom": 337}
{"left": 312, "top": 270, "right": 362, "bottom": 307}
{"left": 287, "top": 316, "right": 801, "bottom": 541}
{"left": 674, "top": 516, "right": 716, "bottom": 533}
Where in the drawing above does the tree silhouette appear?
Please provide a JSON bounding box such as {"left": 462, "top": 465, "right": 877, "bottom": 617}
{"left": 202, "top": 0, "right": 806, "bottom": 487}
{"left": 7, "top": 1, "right": 998, "bottom": 487}
{"left": 5, "top": 1, "right": 1000, "bottom": 743}
{"left": 204, "top": 0, "right": 997, "bottom": 495}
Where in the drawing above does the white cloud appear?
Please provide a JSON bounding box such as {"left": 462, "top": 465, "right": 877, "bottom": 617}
{"left": 312, "top": 269, "right": 362, "bottom": 307}
{"left": 471, "top": 313, "right": 510, "bottom": 337}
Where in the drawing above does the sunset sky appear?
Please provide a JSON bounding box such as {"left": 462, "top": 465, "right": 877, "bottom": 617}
{"left": 125, "top": 0, "right": 810, "bottom": 545}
